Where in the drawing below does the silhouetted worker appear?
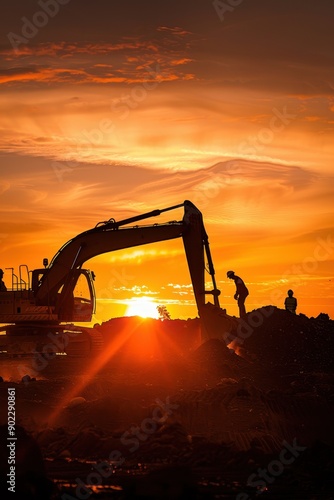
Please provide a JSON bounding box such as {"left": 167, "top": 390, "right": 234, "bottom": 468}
{"left": 0, "top": 269, "right": 6, "bottom": 292}
{"left": 285, "top": 289, "right": 297, "bottom": 313}
{"left": 227, "top": 270, "right": 249, "bottom": 318}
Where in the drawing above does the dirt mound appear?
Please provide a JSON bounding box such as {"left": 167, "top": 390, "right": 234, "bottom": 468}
{"left": 1, "top": 311, "right": 334, "bottom": 498}
{"left": 229, "top": 307, "right": 334, "bottom": 375}
{"left": 97, "top": 316, "right": 202, "bottom": 358}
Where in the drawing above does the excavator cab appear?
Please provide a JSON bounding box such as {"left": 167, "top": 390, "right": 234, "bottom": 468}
{"left": 55, "top": 268, "right": 96, "bottom": 322}
{"left": 0, "top": 267, "right": 95, "bottom": 324}
{"left": 31, "top": 267, "right": 96, "bottom": 322}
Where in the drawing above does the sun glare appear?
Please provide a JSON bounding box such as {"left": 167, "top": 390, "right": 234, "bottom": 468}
{"left": 125, "top": 297, "right": 160, "bottom": 319}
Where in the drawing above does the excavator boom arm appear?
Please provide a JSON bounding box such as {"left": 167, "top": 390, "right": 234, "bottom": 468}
{"left": 36, "top": 223, "right": 184, "bottom": 303}
{"left": 35, "top": 200, "right": 220, "bottom": 315}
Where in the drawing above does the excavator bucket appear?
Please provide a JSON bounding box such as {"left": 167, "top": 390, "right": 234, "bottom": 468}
{"left": 200, "top": 302, "right": 238, "bottom": 343}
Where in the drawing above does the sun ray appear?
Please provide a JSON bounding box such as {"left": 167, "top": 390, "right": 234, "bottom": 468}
{"left": 47, "top": 321, "right": 143, "bottom": 427}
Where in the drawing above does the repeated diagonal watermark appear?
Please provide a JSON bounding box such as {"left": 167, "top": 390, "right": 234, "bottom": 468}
{"left": 11, "top": 267, "right": 134, "bottom": 383}
{"left": 192, "top": 105, "right": 297, "bottom": 209}
{"left": 7, "top": 0, "right": 71, "bottom": 50}
{"left": 223, "top": 231, "right": 334, "bottom": 348}
{"left": 236, "top": 438, "right": 306, "bottom": 499}
{"left": 213, "top": 0, "right": 245, "bottom": 22}
{"left": 93, "top": 268, "right": 135, "bottom": 325}
{"left": 237, "top": 106, "right": 296, "bottom": 156}
{"left": 192, "top": 160, "right": 240, "bottom": 208}
{"left": 60, "top": 396, "right": 179, "bottom": 500}
{"left": 52, "top": 62, "right": 163, "bottom": 182}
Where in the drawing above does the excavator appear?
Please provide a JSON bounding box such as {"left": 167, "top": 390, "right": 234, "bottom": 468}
{"left": 0, "top": 200, "right": 234, "bottom": 357}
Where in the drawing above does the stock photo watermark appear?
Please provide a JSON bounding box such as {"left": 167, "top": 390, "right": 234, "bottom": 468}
{"left": 269, "top": 232, "right": 334, "bottom": 306}
{"left": 7, "top": 388, "right": 17, "bottom": 493}
{"left": 94, "top": 267, "right": 135, "bottom": 324}
{"left": 192, "top": 104, "right": 297, "bottom": 208}
{"left": 7, "top": 0, "right": 71, "bottom": 50}
{"left": 7, "top": 266, "right": 134, "bottom": 383}
{"left": 192, "top": 160, "right": 240, "bottom": 208}
{"left": 224, "top": 230, "right": 334, "bottom": 347}
{"left": 238, "top": 106, "right": 297, "bottom": 156}
{"left": 61, "top": 396, "right": 179, "bottom": 500}
{"left": 52, "top": 63, "right": 163, "bottom": 182}
{"left": 213, "top": 0, "right": 245, "bottom": 22}
{"left": 236, "top": 438, "right": 306, "bottom": 499}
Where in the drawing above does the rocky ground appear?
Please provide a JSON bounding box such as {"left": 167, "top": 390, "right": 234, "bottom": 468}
{"left": 0, "top": 308, "right": 334, "bottom": 499}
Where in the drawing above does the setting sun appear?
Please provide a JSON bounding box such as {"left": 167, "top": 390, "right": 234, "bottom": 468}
{"left": 0, "top": 0, "right": 333, "bottom": 323}
{"left": 125, "top": 297, "right": 160, "bottom": 319}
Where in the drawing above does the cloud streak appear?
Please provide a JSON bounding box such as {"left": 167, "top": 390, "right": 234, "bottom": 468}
{"left": 1, "top": 0, "right": 333, "bottom": 319}
{"left": 0, "top": 32, "right": 196, "bottom": 86}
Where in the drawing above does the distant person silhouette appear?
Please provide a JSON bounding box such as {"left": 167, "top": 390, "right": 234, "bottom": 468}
{"left": 227, "top": 270, "right": 249, "bottom": 318}
{"left": 285, "top": 289, "right": 297, "bottom": 313}
{"left": 0, "top": 269, "right": 7, "bottom": 291}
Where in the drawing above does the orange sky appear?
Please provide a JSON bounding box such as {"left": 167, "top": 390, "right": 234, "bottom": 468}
{"left": 1, "top": 0, "right": 334, "bottom": 320}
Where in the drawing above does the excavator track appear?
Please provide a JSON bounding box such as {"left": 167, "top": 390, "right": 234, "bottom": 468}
{"left": 0, "top": 324, "right": 104, "bottom": 358}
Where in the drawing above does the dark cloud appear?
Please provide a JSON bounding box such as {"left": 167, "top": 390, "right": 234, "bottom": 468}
{"left": 0, "top": 66, "right": 38, "bottom": 75}
{"left": 1, "top": 1, "right": 333, "bottom": 97}
{"left": 0, "top": 35, "right": 196, "bottom": 86}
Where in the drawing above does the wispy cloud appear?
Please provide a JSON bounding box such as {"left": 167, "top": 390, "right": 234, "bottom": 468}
{"left": 0, "top": 32, "right": 196, "bottom": 87}
{"left": 112, "top": 285, "right": 159, "bottom": 296}
{"left": 1, "top": 153, "right": 330, "bottom": 261}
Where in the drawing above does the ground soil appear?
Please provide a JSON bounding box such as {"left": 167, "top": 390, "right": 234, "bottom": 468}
{"left": 0, "top": 308, "right": 334, "bottom": 499}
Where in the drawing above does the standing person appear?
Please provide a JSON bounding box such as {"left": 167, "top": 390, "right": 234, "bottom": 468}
{"left": 284, "top": 289, "right": 297, "bottom": 313}
{"left": 227, "top": 270, "right": 249, "bottom": 318}
{"left": 0, "top": 269, "right": 6, "bottom": 292}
